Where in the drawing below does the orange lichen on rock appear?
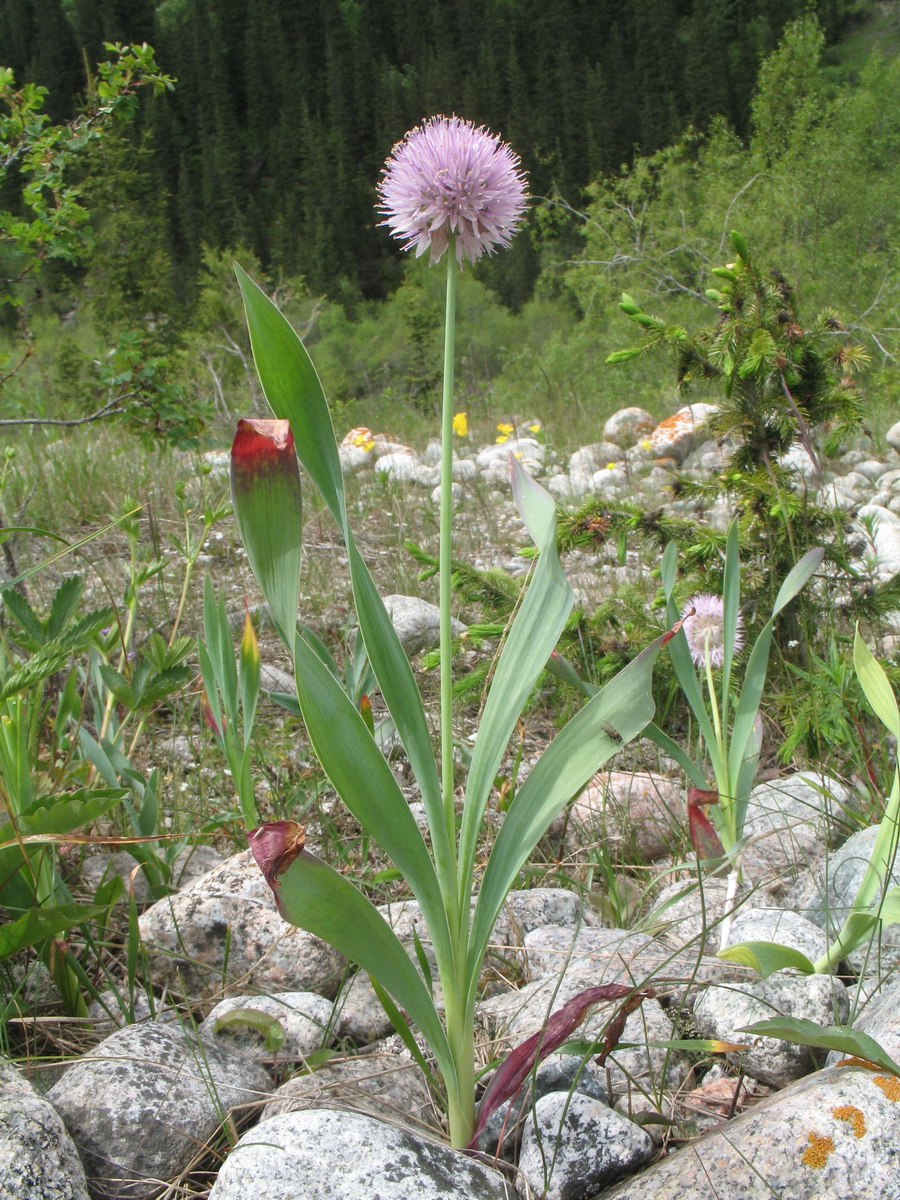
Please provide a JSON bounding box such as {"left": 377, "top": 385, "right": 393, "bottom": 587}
{"left": 802, "top": 1132, "right": 835, "bottom": 1169}
{"left": 832, "top": 1105, "right": 866, "bottom": 1138}
{"left": 873, "top": 1075, "right": 900, "bottom": 1102}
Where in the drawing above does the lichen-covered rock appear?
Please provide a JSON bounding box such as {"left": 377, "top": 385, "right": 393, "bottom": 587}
{"left": 0, "top": 1060, "right": 90, "bottom": 1200}
{"left": 645, "top": 877, "right": 746, "bottom": 956}
{"left": 603, "top": 407, "right": 656, "bottom": 448}
{"left": 516, "top": 1091, "right": 654, "bottom": 1200}
{"left": 138, "top": 849, "right": 346, "bottom": 998}
{"left": 692, "top": 973, "right": 849, "bottom": 1087}
{"left": 208, "top": 1108, "right": 512, "bottom": 1199}
{"left": 647, "top": 404, "right": 718, "bottom": 462}
{"left": 47, "top": 1023, "right": 271, "bottom": 1199}
{"left": 597, "top": 1064, "right": 900, "bottom": 1199}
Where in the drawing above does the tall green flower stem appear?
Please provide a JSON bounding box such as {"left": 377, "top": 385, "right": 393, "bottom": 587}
{"left": 439, "top": 243, "right": 458, "bottom": 844}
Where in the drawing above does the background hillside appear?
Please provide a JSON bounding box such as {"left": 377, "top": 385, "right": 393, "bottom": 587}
{"left": 0, "top": 0, "right": 898, "bottom": 446}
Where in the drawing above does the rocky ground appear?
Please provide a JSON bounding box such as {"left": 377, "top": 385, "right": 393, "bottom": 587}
{"left": 5, "top": 403, "right": 900, "bottom": 1199}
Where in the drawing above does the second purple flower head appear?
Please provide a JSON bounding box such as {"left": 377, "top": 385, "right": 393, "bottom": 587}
{"left": 377, "top": 115, "right": 528, "bottom": 267}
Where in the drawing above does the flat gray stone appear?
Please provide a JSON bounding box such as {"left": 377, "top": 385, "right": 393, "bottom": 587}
{"left": 516, "top": 1091, "right": 654, "bottom": 1199}
{"left": 208, "top": 1108, "right": 512, "bottom": 1199}
{"left": 0, "top": 1061, "right": 90, "bottom": 1200}
{"left": 47, "top": 1023, "right": 271, "bottom": 1199}
{"left": 597, "top": 1063, "right": 900, "bottom": 1199}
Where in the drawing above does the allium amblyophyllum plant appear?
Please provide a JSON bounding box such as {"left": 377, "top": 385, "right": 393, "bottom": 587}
{"left": 227, "top": 116, "right": 676, "bottom": 1149}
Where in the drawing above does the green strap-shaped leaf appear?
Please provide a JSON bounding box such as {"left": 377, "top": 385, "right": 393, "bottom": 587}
{"left": 728, "top": 547, "right": 823, "bottom": 816}
{"left": 467, "top": 634, "right": 662, "bottom": 994}
{"left": 273, "top": 849, "right": 455, "bottom": 1094}
{"left": 458, "top": 460, "right": 573, "bottom": 911}
{"left": 720, "top": 520, "right": 741, "bottom": 733}
{"left": 236, "top": 268, "right": 447, "bottom": 872}
{"left": 292, "top": 631, "right": 452, "bottom": 971}
{"left": 718, "top": 940, "right": 815, "bottom": 977}
{"left": 854, "top": 627, "right": 900, "bottom": 740}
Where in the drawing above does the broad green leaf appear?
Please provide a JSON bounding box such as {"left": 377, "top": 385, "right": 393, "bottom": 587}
{"left": 0, "top": 903, "right": 107, "bottom": 959}
{"left": 879, "top": 885, "right": 900, "bottom": 927}
{"left": 237, "top": 267, "right": 445, "bottom": 862}
{"left": 292, "top": 632, "right": 451, "bottom": 971}
{"left": 738, "top": 1017, "right": 900, "bottom": 1077}
{"left": 273, "top": 849, "right": 454, "bottom": 1088}
{"left": 854, "top": 627, "right": 900, "bottom": 740}
{"left": 468, "top": 634, "right": 662, "bottom": 993}
{"left": 718, "top": 940, "right": 815, "bottom": 977}
{"left": 458, "top": 460, "right": 573, "bottom": 910}
{"left": 772, "top": 547, "right": 824, "bottom": 617}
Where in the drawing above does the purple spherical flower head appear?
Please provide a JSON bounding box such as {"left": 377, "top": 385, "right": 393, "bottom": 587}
{"left": 377, "top": 115, "right": 528, "bottom": 267}
{"left": 681, "top": 593, "right": 744, "bottom": 668}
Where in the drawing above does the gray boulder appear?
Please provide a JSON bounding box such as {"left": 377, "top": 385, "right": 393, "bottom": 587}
{"left": 800, "top": 823, "right": 900, "bottom": 976}
{"left": 47, "top": 1022, "right": 271, "bottom": 1199}
{"left": 207, "top": 1108, "right": 512, "bottom": 1199}
{"left": 0, "top": 1060, "right": 90, "bottom": 1200}
{"left": 382, "top": 594, "right": 466, "bottom": 656}
{"left": 740, "top": 772, "right": 851, "bottom": 892}
{"left": 516, "top": 1091, "right": 654, "bottom": 1200}
{"left": 262, "top": 1039, "right": 435, "bottom": 1128}
{"left": 138, "top": 849, "right": 346, "bottom": 999}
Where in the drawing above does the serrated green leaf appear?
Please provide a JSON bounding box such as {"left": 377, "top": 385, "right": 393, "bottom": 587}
{"left": 0, "top": 903, "right": 107, "bottom": 959}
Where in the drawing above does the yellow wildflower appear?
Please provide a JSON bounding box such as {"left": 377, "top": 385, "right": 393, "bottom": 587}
{"left": 452, "top": 412, "right": 468, "bottom": 437}
{"left": 496, "top": 421, "right": 514, "bottom": 444}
